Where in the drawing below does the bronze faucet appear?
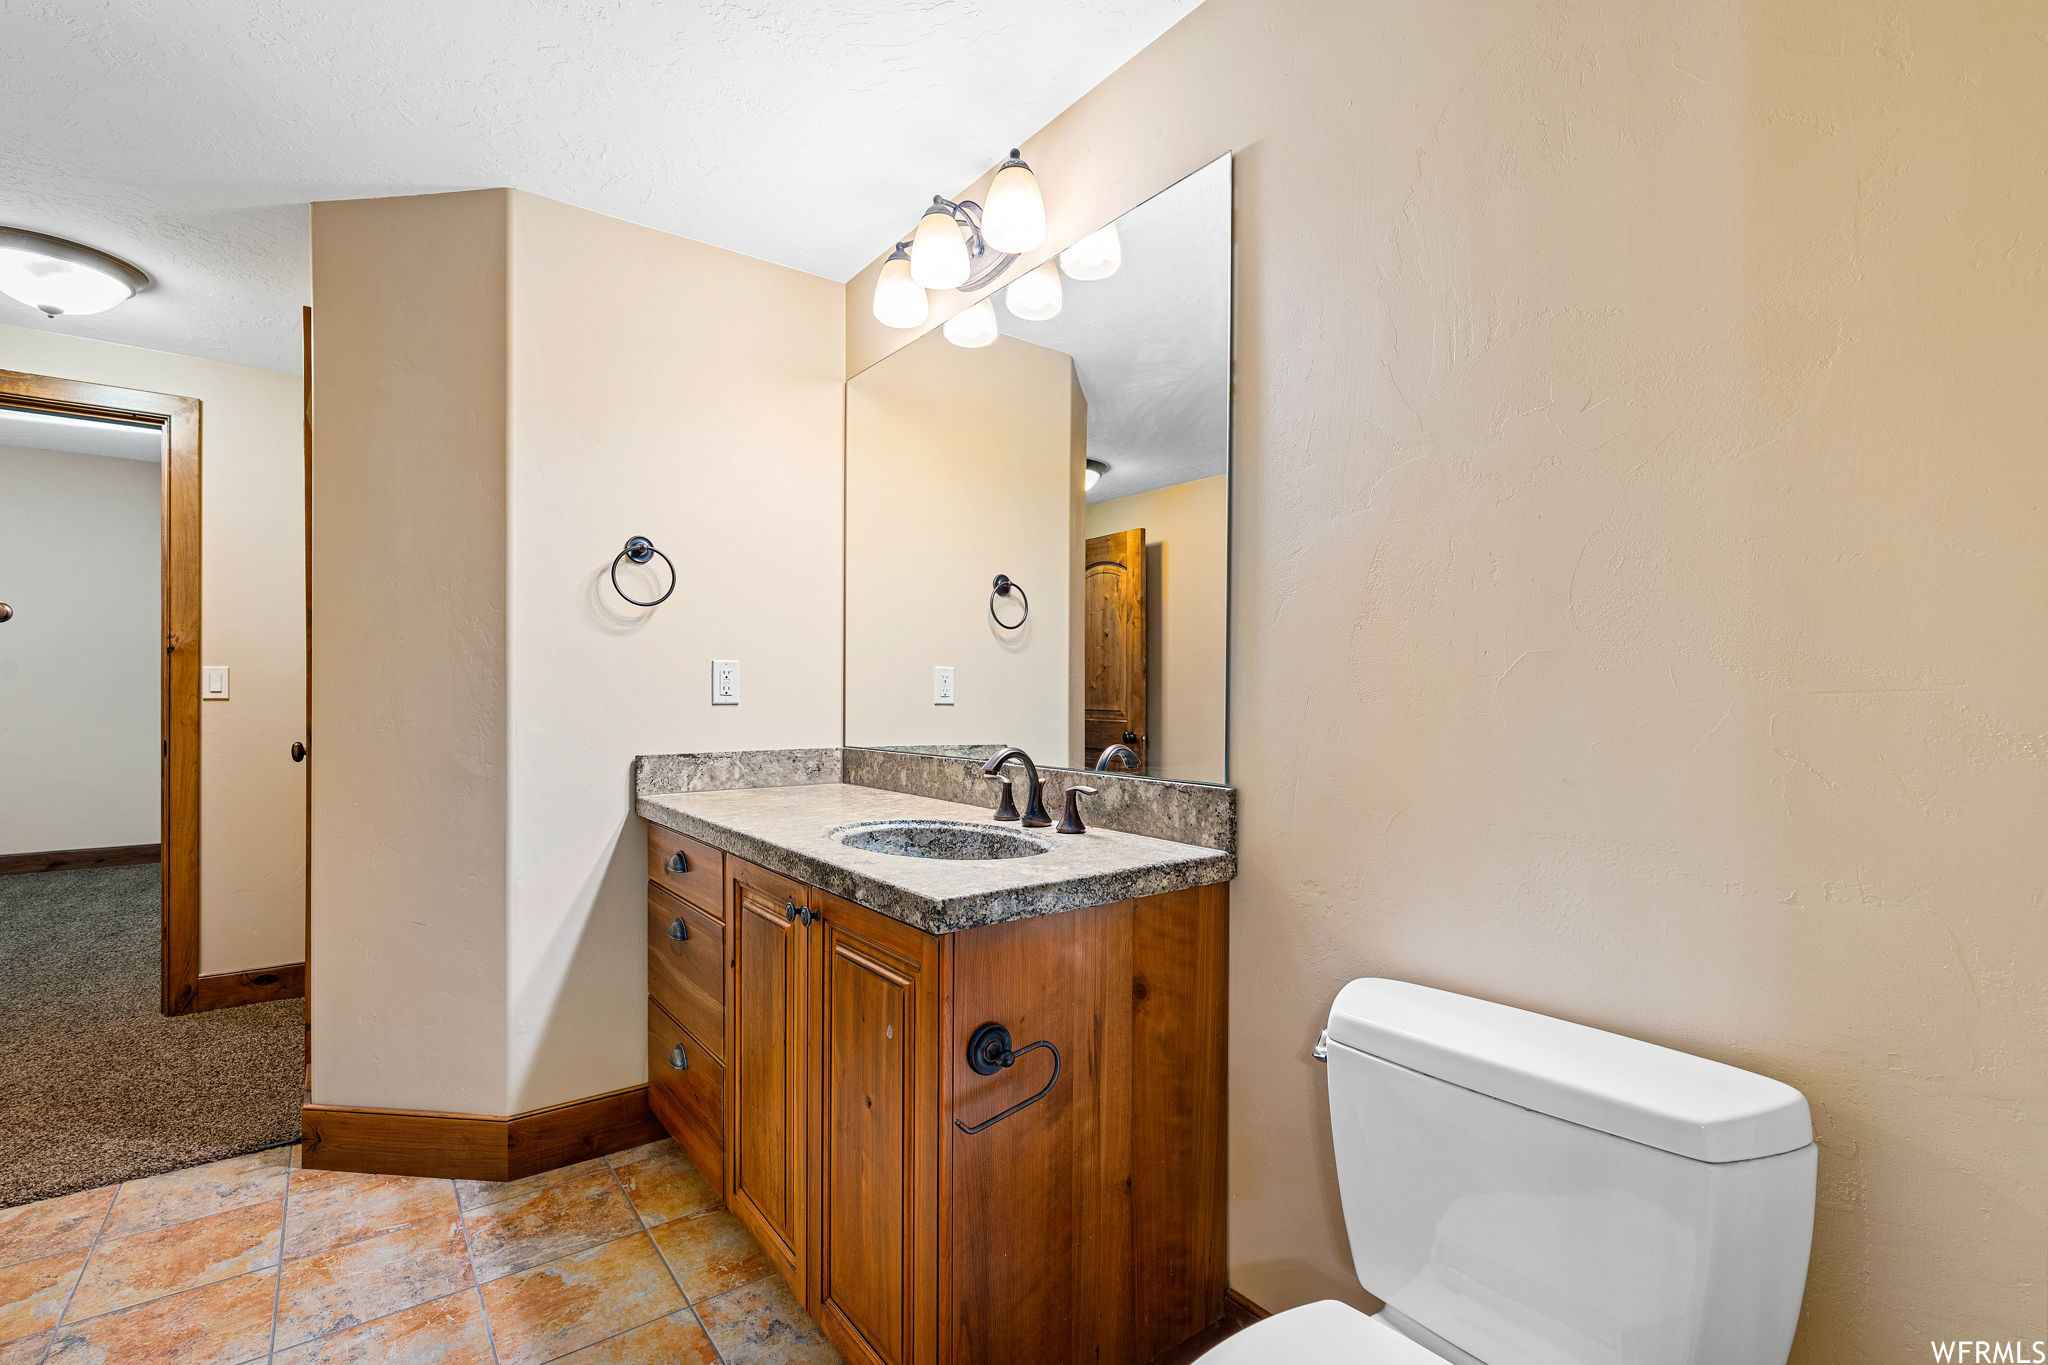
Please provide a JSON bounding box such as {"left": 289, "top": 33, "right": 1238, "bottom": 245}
{"left": 1094, "top": 744, "right": 1139, "bottom": 772}
{"left": 982, "top": 748, "right": 1052, "bottom": 828}
{"left": 1057, "top": 785, "right": 1099, "bottom": 834}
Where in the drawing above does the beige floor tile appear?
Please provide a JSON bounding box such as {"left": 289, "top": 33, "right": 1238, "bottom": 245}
{"left": 612, "top": 1148, "right": 718, "bottom": 1228}
{"left": 284, "top": 1169, "right": 458, "bottom": 1259}
{"left": 46, "top": 1268, "right": 277, "bottom": 1365}
{"left": 695, "top": 1274, "right": 842, "bottom": 1365}
{"left": 453, "top": 1156, "right": 610, "bottom": 1212}
{"left": 648, "top": 1210, "right": 773, "bottom": 1302}
{"left": 478, "top": 1233, "right": 685, "bottom": 1365}
{"left": 0, "top": 1332, "right": 49, "bottom": 1364}
{"left": 547, "top": 1309, "right": 721, "bottom": 1363}
{"left": 271, "top": 1287, "right": 494, "bottom": 1365}
{"left": 275, "top": 1214, "right": 474, "bottom": 1348}
{"left": 101, "top": 1149, "right": 291, "bottom": 1240}
{"left": 66, "top": 1198, "right": 282, "bottom": 1321}
{"left": 0, "top": 1187, "right": 114, "bottom": 1269}
{"left": 0, "top": 1247, "right": 87, "bottom": 1345}
{"left": 463, "top": 1168, "right": 641, "bottom": 1282}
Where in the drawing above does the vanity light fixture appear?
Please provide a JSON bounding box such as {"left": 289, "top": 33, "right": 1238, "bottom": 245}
{"left": 872, "top": 244, "right": 930, "bottom": 328}
{"left": 1085, "top": 459, "right": 1108, "bottom": 491}
{"left": 0, "top": 226, "right": 152, "bottom": 318}
{"left": 872, "top": 151, "right": 1047, "bottom": 329}
{"left": 1004, "top": 259, "right": 1063, "bottom": 322}
{"left": 980, "top": 150, "right": 1047, "bottom": 254}
{"left": 1059, "top": 223, "right": 1122, "bottom": 281}
{"left": 942, "top": 298, "right": 1000, "bottom": 349}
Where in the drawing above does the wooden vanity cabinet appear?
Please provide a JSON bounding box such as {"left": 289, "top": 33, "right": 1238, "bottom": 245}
{"left": 648, "top": 840, "right": 1228, "bottom": 1365}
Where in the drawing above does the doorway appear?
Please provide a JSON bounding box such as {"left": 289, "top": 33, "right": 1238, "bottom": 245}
{"left": 0, "top": 369, "right": 201, "bottom": 1012}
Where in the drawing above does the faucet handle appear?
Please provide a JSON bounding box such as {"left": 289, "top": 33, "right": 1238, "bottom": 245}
{"left": 985, "top": 771, "right": 1020, "bottom": 822}
{"left": 1056, "top": 784, "right": 1099, "bottom": 835}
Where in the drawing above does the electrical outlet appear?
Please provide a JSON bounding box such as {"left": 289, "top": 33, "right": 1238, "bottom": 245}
{"left": 933, "top": 665, "right": 955, "bottom": 705}
{"left": 712, "top": 659, "right": 740, "bottom": 705}
{"left": 201, "top": 666, "right": 229, "bottom": 700}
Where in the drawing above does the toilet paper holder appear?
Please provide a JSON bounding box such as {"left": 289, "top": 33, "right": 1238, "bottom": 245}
{"left": 954, "top": 1021, "right": 1061, "bottom": 1135}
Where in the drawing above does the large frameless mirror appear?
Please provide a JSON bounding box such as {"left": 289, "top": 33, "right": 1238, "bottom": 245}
{"left": 845, "top": 154, "right": 1231, "bottom": 784}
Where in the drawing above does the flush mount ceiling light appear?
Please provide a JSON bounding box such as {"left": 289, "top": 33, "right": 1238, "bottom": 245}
{"left": 873, "top": 151, "right": 1048, "bottom": 329}
{"left": 942, "top": 298, "right": 1000, "bottom": 349}
{"left": 1085, "top": 459, "right": 1108, "bottom": 492}
{"left": 1059, "top": 223, "right": 1122, "bottom": 281}
{"left": 0, "top": 227, "right": 152, "bottom": 318}
{"left": 1004, "top": 259, "right": 1063, "bottom": 322}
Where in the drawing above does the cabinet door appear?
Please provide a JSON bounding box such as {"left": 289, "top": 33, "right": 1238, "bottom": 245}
{"left": 724, "top": 857, "right": 812, "bottom": 1292}
{"left": 811, "top": 891, "right": 940, "bottom": 1365}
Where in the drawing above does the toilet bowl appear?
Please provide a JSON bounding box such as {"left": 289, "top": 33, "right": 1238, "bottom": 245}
{"left": 1200, "top": 980, "right": 1817, "bottom": 1365}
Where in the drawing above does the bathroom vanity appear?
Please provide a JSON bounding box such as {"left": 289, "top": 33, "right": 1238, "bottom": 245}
{"left": 636, "top": 756, "right": 1234, "bottom": 1365}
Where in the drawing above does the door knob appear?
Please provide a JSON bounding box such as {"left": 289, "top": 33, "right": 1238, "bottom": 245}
{"left": 290, "top": 742, "right": 307, "bottom": 762}
{"left": 1122, "top": 730, "right": 1138, "bottom": 745}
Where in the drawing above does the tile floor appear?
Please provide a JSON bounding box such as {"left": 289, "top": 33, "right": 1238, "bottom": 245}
{"left": 0, "top": 1138, "right": 842, "bottom": 1364}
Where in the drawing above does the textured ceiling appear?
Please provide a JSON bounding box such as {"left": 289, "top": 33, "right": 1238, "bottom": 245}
{"left": 0, "top": 0, "right": 1196, "bottom": 373}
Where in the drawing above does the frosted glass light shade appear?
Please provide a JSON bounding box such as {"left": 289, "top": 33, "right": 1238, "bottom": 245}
{"left": 981, "top": 154, "right": 1046, "bottom": 254}
{"left": 909, "top": 204, "right": 971, "bottom": 290}
{"left": 1003, "top": 260, "right": 1062, "bottom": 322}
{"left": 1085, "top": 459, "right": 1107, "bottom": 491}
{"left": 1059, "top": 223, "right": 1122, "bottom": 281}
{"left": 872, "top": 251, "right": 929, "bottom": 328}
{"left": 0, "top": 233, "right": 148, "bottom": 318}
{"left": 942, "top": 298, "right": 999, "bottom": 349}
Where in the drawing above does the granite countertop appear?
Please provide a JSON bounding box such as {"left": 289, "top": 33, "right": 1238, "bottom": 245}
{"left": 636, "top": 783, "right": 1235, "bottom": 935}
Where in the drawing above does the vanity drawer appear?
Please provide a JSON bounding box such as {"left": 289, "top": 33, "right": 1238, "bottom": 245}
{"left": 648, "top": 884, "right": 725, "bottom": 1061}
{"left": 648, "top": 998, "right": 724, "bottom": 1194}
{"left": 648, "top": 825, "right": 723, "bottom": 916}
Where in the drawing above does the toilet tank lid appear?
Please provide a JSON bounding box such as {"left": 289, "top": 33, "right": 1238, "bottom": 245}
{"left": 1326, "top": 979, "right": 1814, "bottom": 1163}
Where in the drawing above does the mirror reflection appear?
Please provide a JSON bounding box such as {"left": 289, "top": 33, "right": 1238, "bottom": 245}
{"left": 846, "top": 155, "right": 1230, "bottom": 784}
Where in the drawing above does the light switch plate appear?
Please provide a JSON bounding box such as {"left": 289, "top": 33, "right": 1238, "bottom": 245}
{"left": 933, "top": 665, "right": 955, "bottom": 705}
{"left": 711, "top": 659, "right": 740, "bottom": 705}
{"left": 201, "top": 666, "right": 229, "bottom": 700}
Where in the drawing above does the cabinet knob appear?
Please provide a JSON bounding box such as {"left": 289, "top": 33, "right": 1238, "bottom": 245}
{"left": 667, "top": 1044, "right": 689, "bottom": 1071}
{"left": 666, "top": 917, "right": 688, "bottom": 942}
{"left": 665, "top": 851, "right": 688, "bottom": 875}
{"left": 290, "top": 741, "right": 307, "bottom": 762}
{"left": 784, "top": 898, "right": 816, "bottom": 928}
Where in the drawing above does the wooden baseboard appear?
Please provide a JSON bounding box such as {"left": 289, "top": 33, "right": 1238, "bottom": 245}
{"left": 189, "top": 962, "right": 305, "bottom": 1012}
{"left": 1222, "top": 1288, "right": 1269, "bottom": 1325}
{"left": 0, "top": 843, "right": 160, "bottom": 876}
{"left": 301, "top": 1084, "right": 663, "bottom": 1182}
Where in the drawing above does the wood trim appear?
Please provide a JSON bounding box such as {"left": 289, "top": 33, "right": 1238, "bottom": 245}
{"left": 1222, "top": 1289, "right": 1269, "bottom": 1324}
{"left": 300, "top": 1084, "right": 663, "bottom": 1182}
{"left": 0, "top": 370, "right": 202, "bottom": 1017}
{"left": 301, "top": 304, "right": 314, "bottom": 1091}
{"left": 0, "top": 844, "right": 160, "bottom": 876}
{"left": 190, "top": 962, "right": 306, "bottom": 1012}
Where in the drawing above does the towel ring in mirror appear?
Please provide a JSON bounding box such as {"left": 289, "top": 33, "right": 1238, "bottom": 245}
{"left": 610, "top": 536, "right": 676, "bottom": 608}
{"left": 989, "top": 574, "right": 1029, "bottom": 630}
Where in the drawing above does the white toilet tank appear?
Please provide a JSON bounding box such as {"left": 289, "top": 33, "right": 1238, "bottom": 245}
{"left": 1324, "top": 980, "right": 1816, "bottom": 1365}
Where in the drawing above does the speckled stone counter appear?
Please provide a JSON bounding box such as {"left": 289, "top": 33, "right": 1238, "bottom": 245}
{"left": 635, "top": 783, "right": 1234, "bottom": 935}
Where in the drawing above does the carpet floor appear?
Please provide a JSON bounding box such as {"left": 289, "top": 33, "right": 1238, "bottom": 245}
{"left": 0, "top": 864, "right": 303, "bottom": 1207}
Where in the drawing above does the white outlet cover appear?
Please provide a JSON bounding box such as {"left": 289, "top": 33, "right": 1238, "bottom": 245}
{"left": 712, "top": 659, "right": 740, "bottom": 705}
{"left": 933, "top": 665, "right": 955, "bottom": 705}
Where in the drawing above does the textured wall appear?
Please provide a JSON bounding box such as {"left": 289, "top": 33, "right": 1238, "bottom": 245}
{"left": 845, "top": 0, "right": 2048, "bottom": 1354}
{"left": 0, "top": 325, "right": 306, "bottom": 975}
{"left": 0, "top": 444, "right": 160, "bottom": 852}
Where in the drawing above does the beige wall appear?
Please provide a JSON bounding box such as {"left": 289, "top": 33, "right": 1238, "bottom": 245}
{"left": 1085, "top": 474, "right": 1227, "bottom": 783}
{"left": 0, "top": 444, "right": 161, "bottom": 852}
{"left": 0, "top": 325, "right": 306, "bottom": 974}
{"left": 311, "top": 189, "right": 844, "bottom": 1115}
{"left": 845, "top": 0, "right": 2048, "bottom": 1354}
{"left": 846, "top": 331, "right": 1081, "bottom": 764}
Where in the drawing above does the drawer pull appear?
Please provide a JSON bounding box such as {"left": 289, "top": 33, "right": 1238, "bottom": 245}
{"left": 666, "top": 916, "right": 689, "bottom": 942}
{"left": 665, "top": 850, "right": 689, "bottom": 875}
{"left": 667, "top": 1044, "right": 689, "bottom": 1071}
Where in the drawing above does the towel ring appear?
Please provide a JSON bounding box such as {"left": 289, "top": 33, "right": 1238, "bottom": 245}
{"left": 989, "top": 574, "right": 1029, "bottom": 630}
{"left": 610, "top": 536, "right": 676, "bottom": 608}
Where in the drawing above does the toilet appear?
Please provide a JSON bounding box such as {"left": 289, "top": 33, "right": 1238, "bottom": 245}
{"left": 1204, "top": 979, "right": 1816, "bottom": 1364}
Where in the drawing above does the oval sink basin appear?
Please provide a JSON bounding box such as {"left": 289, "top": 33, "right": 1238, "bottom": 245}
{"left": 832, "top": 820, "right": 1052, "bottom": 861}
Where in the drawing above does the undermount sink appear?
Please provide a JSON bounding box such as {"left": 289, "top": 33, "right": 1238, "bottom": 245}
{"left": 832, "top": 819, "right": 1052, "bottom": 861}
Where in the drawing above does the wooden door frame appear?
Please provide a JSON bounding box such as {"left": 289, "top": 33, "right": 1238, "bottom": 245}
{"left": 0, "top": 367, "right": 204, "bottom": 1015}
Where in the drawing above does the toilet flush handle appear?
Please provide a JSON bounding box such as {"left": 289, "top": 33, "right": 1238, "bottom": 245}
{"left": 1312, "top": 1029, "right": 1330, "bottom": 1063}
